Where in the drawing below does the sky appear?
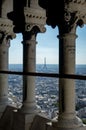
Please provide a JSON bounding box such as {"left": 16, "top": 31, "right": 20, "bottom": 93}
{"left": 9, "top": 25, "right": 86, "bottom": 65}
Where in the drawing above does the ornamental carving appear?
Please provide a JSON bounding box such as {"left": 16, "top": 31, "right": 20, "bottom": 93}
{"left": 24, "top": 0, "right": 46, "bottom": 33}
{"left": 63, "top": 11, "right": 81, "bottom": 33}
{"left": 24, "top": 7, "right": 46, "bottom": 33}
{"left": 0, "top": 18, "right": 16, "bottom": 44}
{"left": 63, "top": 0, "right": 86, "bottom": 33}
{"left": 65, "top": 0, "right": 85, "bottom": 4}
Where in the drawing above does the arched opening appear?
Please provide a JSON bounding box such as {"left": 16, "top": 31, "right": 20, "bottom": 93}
{"left": 8, "top": 25, "right": 60, "bottom": 118}
{"left": 8, "top": 33, "right": 23, "bottom": 108}
{"left": 36, "top": 25, "right": 59, "bottom": 118}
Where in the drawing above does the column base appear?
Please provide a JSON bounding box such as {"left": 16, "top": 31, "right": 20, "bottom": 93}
{"left": 56, "top": 116, "right": 83, "bottom": 128}
{"left": 46, "top": 121, "right": 86, "bottom": 130}
{"left": 15, "top": 107, "right": 40, "bottom": 130}
{"left": 10, "top": 109, "right": 51, "bottom": 130}
{"left": 20, "top": 104, "right": 41, "bottom": 114}
{"left": 19, "top": 103, "right": 41, "bottom": 129}
{"left": 46, "top": 124, "right": 86, "bottom": 130}
{"left": 46, "top": 116, "right": 86, "bottom": 130}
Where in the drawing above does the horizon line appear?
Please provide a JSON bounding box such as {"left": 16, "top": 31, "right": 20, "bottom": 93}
{"left": 9, "top": 63, "right": 86, "bottom": 65}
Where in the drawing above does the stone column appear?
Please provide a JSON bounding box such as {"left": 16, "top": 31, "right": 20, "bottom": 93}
{"left": 19, "top": 1, "right": 46, "bottom": 129}
{"left": 21, "top": 32, "right": 38, "bottom": 114}
{"left": 54, "top": 2, "right": 86, "bottom": 129}
{"left": 0, "top": 18, "right": 15, "bottom": 116}
{"left": 20, "top": 0, "right": 46, "bottom": 114}
{"left": 55, "top": 23, "right": 85, "bottom": 130}
{"left": 0, "top": 36, "right": 10, "bottom": 116}
{"left": 20, "top": 31, "right": 42, "bottom": 130}
{"left": 45, "top": 1, "right": 86, "bottom": 130}
{"left": 57, "top": 33, "right": 82, "bottom": 128}
{"left": 51, "top": 32, "right": 85, "bottom": 130}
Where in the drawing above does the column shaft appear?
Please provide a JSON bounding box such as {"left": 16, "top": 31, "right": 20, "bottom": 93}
{"left": 59, "top": 33, "right": 76, "bottom": 118}
{"left": 0, "top": 41, "right": 10, "bottom": 115}
{"left": 21, "top": 34, "right": 38, "bottom": 113}
{"left": 55, "top": 33, "right": 83, "bottom": 128}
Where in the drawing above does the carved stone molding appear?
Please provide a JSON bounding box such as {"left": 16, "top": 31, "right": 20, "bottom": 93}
{"left": 65, "top": 0, "right": 85, "bottom": 4}
{"left": 24, "top": 7, "right": 46, "bottom": 33}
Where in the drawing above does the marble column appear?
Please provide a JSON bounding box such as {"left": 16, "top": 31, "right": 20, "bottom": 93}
{"left": 21, "top": 32, "right": 39, "bottom": 114}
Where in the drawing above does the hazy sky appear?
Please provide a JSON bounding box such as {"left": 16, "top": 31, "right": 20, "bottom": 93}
{"left": 9, "top": 25, "right": 86, "bottom": 64}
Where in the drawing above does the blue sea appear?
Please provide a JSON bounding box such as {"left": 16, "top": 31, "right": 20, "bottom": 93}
{"left": 8, "top": 64, "right": 86, "bottom": 118}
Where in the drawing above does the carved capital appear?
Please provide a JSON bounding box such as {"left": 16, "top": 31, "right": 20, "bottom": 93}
{"left": 0, "top": 18, "right": 16, "bottom": 38}
{"left": 24, "top": 7, "right": 46, "bottom": 33}
{"left": 63, "top": 10, "right": 79, "bottom": 33}
{"left": 0, "top": 32, "right": 11, "bottom": 46}
{"left": 0, "top": 18, "right": 16, "bottom": 45}
{"left": 63, "top": 0, "right": 86, "bottom": 33}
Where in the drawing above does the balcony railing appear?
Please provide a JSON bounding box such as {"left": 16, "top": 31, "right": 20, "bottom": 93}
{"left": 0, "top": 70, "right": 86, "bottom": 80}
